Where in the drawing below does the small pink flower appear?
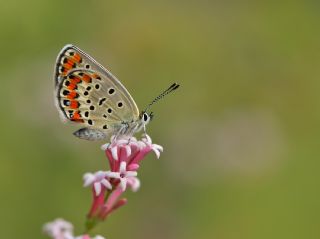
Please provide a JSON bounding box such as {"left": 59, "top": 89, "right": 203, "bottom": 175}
{"left": 43, "top": 218, "right": 73, "bottom": 239}
{"left": 106, "top": 161, "right": 138, "bottom": 191}
{"left": 43, "top": 219, "right": 105, "bottom": 239}
{"left": 83, "top": 171, "right": 112, "bottom": 196}
{"left": 102, "top": 134, "right": 163, "bottom": 171}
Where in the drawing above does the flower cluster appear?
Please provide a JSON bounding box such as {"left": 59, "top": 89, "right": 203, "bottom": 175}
{"left": 44, "top": 134, "right": 162, "bottom": 238}
{"left": 43, "top": 218, "right": 104, "bottom": 239}
{"left": 84, "top": 134, "right": 163, "bottom": 230}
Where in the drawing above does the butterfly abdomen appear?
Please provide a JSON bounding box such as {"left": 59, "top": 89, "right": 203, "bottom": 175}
{"left": 73, "top": 128, "right": 106, "bottom": 141}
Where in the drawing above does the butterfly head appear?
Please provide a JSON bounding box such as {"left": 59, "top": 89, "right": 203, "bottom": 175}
{"left": 141, "top": 82, "right": 179, "bottom": 124}
{"left": 140, "top": 111, "right": 152, "bottom": 126}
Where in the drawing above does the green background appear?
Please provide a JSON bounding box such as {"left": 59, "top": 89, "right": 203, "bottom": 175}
{"left": 1, "top": 1, "right": 320, "bottom": 238}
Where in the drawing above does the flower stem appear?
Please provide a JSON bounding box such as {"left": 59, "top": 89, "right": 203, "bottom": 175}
{"left": 85, "top": 217, "right": 100, "bottom": 233}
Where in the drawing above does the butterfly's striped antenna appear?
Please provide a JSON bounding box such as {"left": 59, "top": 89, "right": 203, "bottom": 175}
{"left": 144, "top": 83, "right": 180, "bottom": 113}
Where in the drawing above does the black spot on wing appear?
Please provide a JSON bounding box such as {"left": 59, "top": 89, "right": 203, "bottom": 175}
{"left": 99, "top": 98, "right": 106, "bottom": 106}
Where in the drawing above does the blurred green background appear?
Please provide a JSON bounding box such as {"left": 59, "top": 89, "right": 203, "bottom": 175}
{"left": 1, "top": 0, "right": 320, "bottom": 238}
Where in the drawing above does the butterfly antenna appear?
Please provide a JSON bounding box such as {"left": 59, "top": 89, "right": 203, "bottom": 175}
{"left": 144, "top": 83, "right": 180, "bottom": 112}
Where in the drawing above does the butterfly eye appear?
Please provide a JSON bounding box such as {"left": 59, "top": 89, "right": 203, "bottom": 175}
{"left": 143, "top": 113, "right": 149, "bottom": 122}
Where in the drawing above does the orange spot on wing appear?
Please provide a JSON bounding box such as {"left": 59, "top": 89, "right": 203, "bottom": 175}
{"left": 67, "top": 76, "right": 81, "bottom": 90}
{"left": 71, "top": 111, "right": 84, "bottom": 122}
{"left": 67, "top": 59, "right": 74, "bottom": 65}
{"left": 62, "top": 68, "right": 68, "bottom": 75}
{"left": 70, "top": 100, "right": 79, "bottom": 109}
{"left": 70, "top": 77, "right": 81, "bottom": 84}
{"left": 92, "top": 73, "right": 100, "bottom": 79}
{"left": 67, "top": 83, "right": 77, "bottom": 90}
{"left": 73, "top": 53, "right": 82, "bottom": 63}
{"left": 64, "top": 58, "right": 76, "bottom": 70}
{"left": 82, "top": 74, "right": 92, "bottom": 83}
{"left": 67, "top": 91, "right": 77, "bottom": 99}
{"left": 64, "top": 62, "right": 73, "bottom": 70}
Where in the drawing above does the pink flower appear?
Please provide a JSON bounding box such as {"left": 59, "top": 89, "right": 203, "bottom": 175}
{"left": 44, "top": 135, "right": 164, "bottom": 236}
{"left": 83, "top": 171, "right": 112, "bottom": 196}
{"left": 85, "top": 134, "right": 163, "bottom": 224}
{"left": 43, "top": 218, "right": 105, "bottom": 239}
{"left": 106, "top": 161, "right": 138, "bottom": 191}
{"left": 102, "top": 134, "right": 163, "bottom": 170}
{"left": 43, "top": 218, "right": 73, "bottom": 239}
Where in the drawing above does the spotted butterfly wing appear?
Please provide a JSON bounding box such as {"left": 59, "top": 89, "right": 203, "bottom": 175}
{"left": 54, "top": 44, "right": 140, "bottom": 140}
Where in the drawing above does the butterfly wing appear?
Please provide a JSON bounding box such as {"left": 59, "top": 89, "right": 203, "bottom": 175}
{"left": 54, "top": 44, "right": 140, "bottom": 137}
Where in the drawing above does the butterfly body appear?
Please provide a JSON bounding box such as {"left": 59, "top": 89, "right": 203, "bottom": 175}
{"left": 54, "top": 44, "right": 150, "bottom": 141}
{"left": 72, "top": 118, "right": 147, "bottom": 141}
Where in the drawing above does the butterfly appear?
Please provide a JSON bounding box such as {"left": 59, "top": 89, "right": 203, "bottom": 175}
{"left": 54, "top": 44, "right": 179, "bottom": 141}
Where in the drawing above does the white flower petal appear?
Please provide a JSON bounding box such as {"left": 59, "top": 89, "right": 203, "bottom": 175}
{"left": 129, "top": 177, "right": 141, "bottom": 192}
{"left": 83, "top": 173, "right": 95, "bottom": 187}
{"left": 120, "top": 161, "right": 127, "bottom": 173}
{"left": 97, "top": 171, "right": 109, "bottom": 180}
{"left": 137, "top": 141, "right": 147, "bottom": 149}
{"left": 100, "top": 143, "right": 110, "bottom": 151}
{"left": 117, "top": 139, "right": 129, "bottom": 145}
{"left": 152, "top": 144, "right": 163, "bottom": 152}
{"left": 94, "top": 235, "right": 106, "bottom": 239}
{"left": 111, "top": 146, "right": 119, "bottom": 160}
{"left": 125, "top": 145, "right": 132, "bottom": 157}
{"left": 120, "top": 178, "right": 127, "bottom": 191}
{"left": 94, "top": 182, "right": 102, "bottom": 196}
{"left": 152, "top": 148, "right": 161, "bottom": 159}
{"left": 126, "top": 171, "right": 137, "bottom": 177}
{"left": 94, "top": 236, "right": 106, "bottom": 239}
{"left": 105, "top": 171, "right": 120, "bottom": 178}
{"left": 128, "top": 141, "right": 139, "bottom": 148}
{"left": 101, "top": 178, "right": 112, "bottom": 190}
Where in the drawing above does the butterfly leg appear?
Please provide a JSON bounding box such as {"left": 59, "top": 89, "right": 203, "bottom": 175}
{"left": 124, "top": 123, "right": 140, "bottom": 145}
{"left": 143, "top": 124, "right": 147, "bottom": 136}
{"left": 112, "top": 122, "right": 129, "bottom": 143}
